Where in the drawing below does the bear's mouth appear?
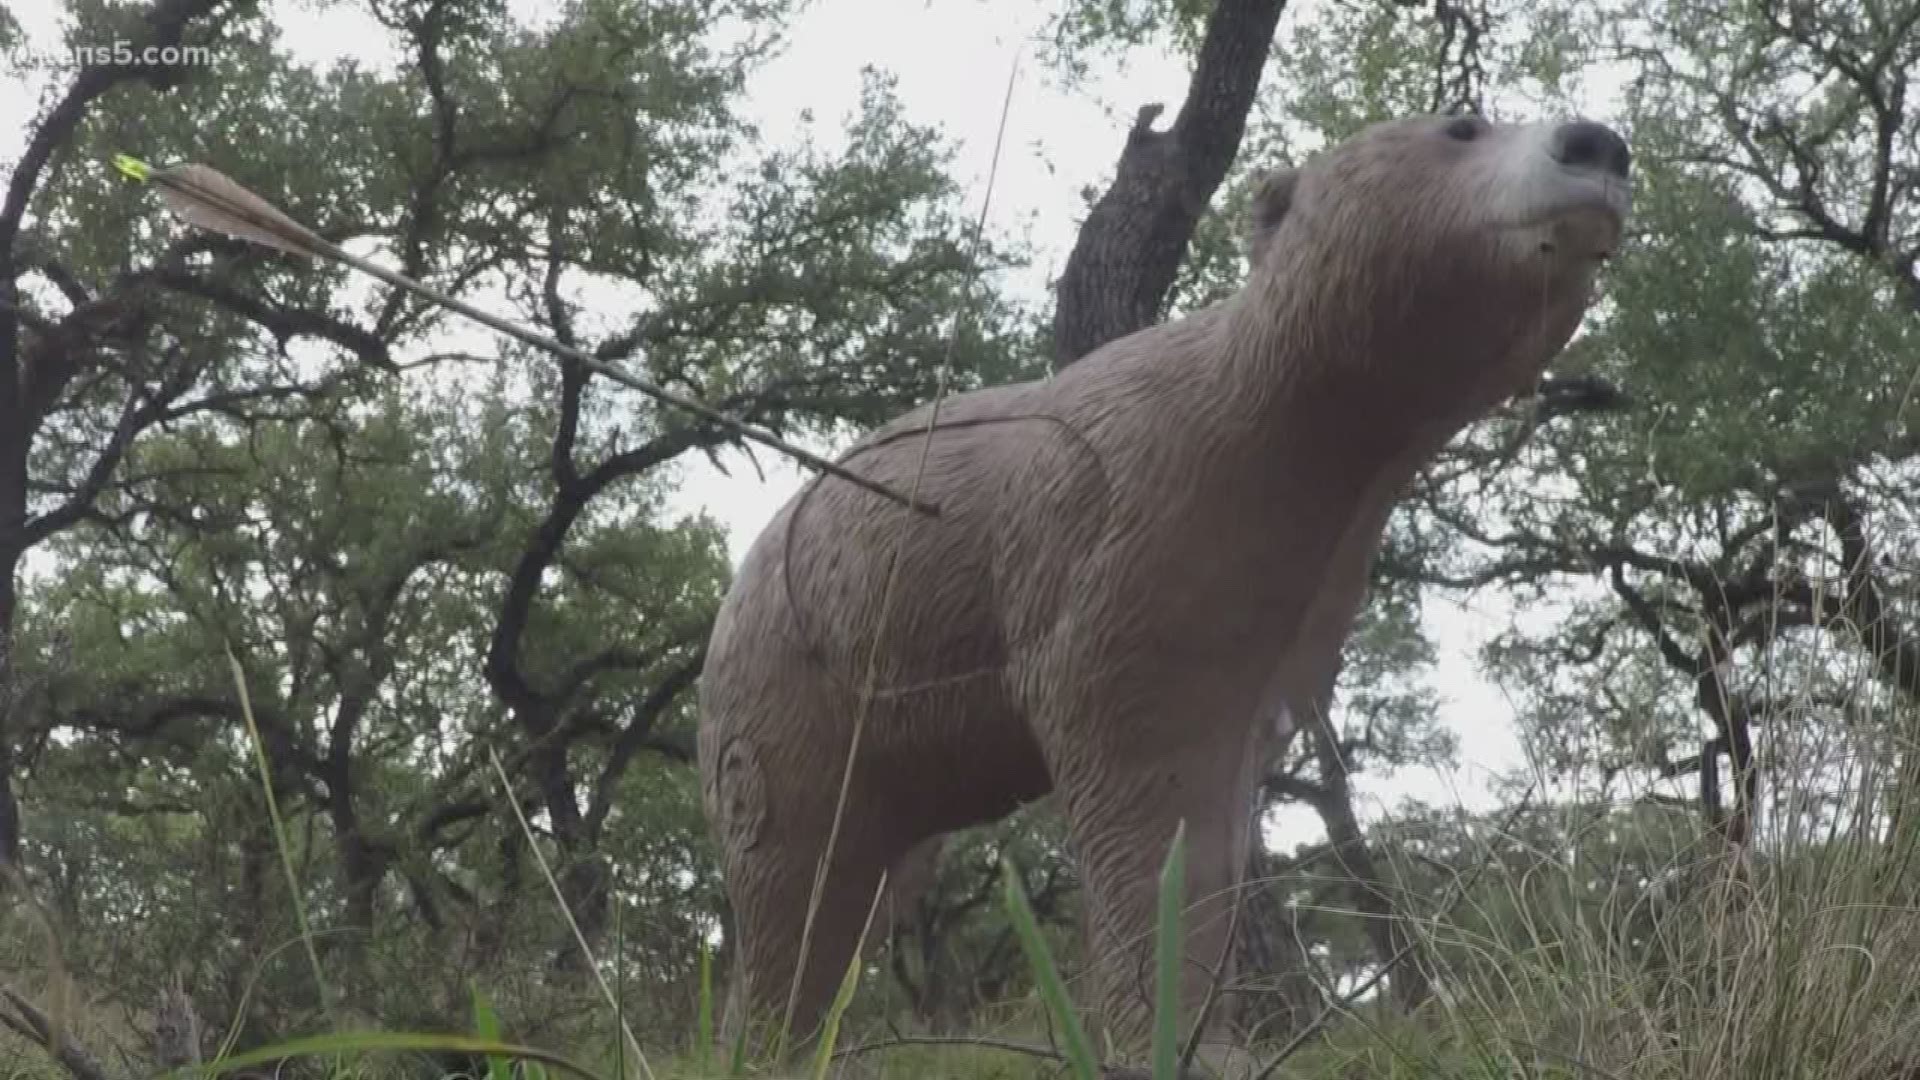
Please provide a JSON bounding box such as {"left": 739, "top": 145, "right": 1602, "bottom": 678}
{"left": 1535, "top": 200, "right": 1627, "bottom": 262}
{"left": 1511, "top": 171, "right": 1631, "bottom": 261}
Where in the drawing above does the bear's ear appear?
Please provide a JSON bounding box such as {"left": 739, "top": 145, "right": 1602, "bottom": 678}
{"left": 1246, "top": 167, "right": 1297, "bottom": 266}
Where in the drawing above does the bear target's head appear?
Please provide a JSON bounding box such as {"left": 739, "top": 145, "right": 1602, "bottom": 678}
{"left": 1245, "top": 113, "right": 1634, "bottom": 403}
{"left": 1249, "top": 113, "right": 1631, "bottom": 272}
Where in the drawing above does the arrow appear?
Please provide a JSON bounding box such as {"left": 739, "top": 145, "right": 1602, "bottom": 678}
{"left": 111, "top": 153, "right": 941, "bottom": 518}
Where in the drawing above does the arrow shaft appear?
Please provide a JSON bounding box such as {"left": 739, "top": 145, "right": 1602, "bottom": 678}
{"left": 146, "top": 166, "right": 941, "bottom": 517}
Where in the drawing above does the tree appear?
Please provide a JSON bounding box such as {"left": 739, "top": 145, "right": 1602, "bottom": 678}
{"left": 1373, "top": 0, "right": 1920, "bottom": 846}
{"left": 1, "top": 0, "right": 262, "bottom": 871}
{"left": 19, "top": 0, "right": 1920, "bottom": 1069}
{"left": 1046, "top": 0, "right": 1291, "bottom": 367}
{"left": 1, "top": 0, "right": 1037, "bottom": 1054}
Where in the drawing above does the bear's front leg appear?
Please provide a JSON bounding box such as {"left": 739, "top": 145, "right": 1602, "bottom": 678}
{"left": 1017, "top": 634, "right": 1269, "bottom": 1063}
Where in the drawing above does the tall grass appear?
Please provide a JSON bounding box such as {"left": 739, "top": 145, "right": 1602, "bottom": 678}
{"left": 17, "top": 657, "right": 1920, "bottom": 1080}
{"left": 1352, "top": 726, "right": 1920, "bottom": 1080}
{"left": 44, "top": 749, "right": 1920, "bottom": 1080}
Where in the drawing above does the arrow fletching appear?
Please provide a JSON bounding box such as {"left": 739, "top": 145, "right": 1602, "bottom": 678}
{"left": 146, "top": 161, "right": 326, "bottom": 259}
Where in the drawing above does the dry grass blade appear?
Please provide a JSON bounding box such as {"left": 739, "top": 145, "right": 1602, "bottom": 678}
{"left": 832, "top": 1034, "right": 1066, "bottom": 1064}
{"left": 225, "top": 643, "right": 334, "bottom": 1026}
{"left": 1252, "top": 784, "right": 1538, "bottom": 1080}
{"left": 1177, "top": 868, "right": 1244, "bottom": 1077}
{"left": 808, "top": 871, "right": 889, "bottom": 1080}
{"left": 487, "top": 749, "right": 655, "bottom": 1080}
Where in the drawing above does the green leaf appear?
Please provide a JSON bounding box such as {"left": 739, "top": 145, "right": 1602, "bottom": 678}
{"left": 807, "top": 948, "right": 864, "bottom": 1080}
{"left": 172, "top": 1031, "right": 605, "bottom": 1080}
{"left": 697, "top": 936, "right": 716, "bottom": 1072}
{"left": 470, "top": 983, "right": 512, "bottom": 1080}
{"left": 1153, "top": 822, "right": 1186, "bottom": 1080}
{"left": 1002, "top": 856, "right": 1100, "bottom": 1080}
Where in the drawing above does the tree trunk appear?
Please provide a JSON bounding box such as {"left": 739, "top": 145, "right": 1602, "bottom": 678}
{"left": 1050, "top": 0, "right": 1290, "bottom": 367}
{"left": 0, "top": 551, "right": 23, "bottom": 871}
{"left": 529, "top": 738, "right": 612, "bottom": 968}
{"left": 1305, "top": 722, "right": 1431, "bottom": 1010}
{"left": 1, "top": 251, "right": 24, "bottom": 871}
{"left": 556, "top": 855, "right": 612, "bottom": 958}
{"left": 321, "top": 679, "right": 391, "bottom": 937}
{"left": 337, "top": 825, "right": 385, "bottom": 935}
{"left": 1233, "top": 846, "right": 1323, "bottom": 1041}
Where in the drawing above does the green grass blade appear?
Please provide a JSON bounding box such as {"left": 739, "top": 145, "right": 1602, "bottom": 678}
{"left": 727, "top": 1015, "right": 749, "bottom": 1078}
{"left": 698, "top": 936, "right": 716, "bottom": 1072}
{"left": 1153, "top": 822, "right": 1186, "bottom": 1080}
{"left": 469, "top": 983, "right": 512, "bottom": 1080}
{"left": 808, "top": 871, "right": 889, "bottom": 1080}
{"left": 615, "top": 898, "right": 629, "bottom": 1080}
{"left": 809, "top": 945, "right": 865, "bottom": 1080}
{"left": 169, "top": 1031, "right": 606, "bottom": 1080}
{"left": 1001, "top": 857, "right": 1100, "bottom": 1080}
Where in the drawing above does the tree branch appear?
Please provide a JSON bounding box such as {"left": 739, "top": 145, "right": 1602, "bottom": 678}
{"left": 148, "top": 269, "right": 395, "bottom": 369}
{"left": 0, "top": 984, "right": 113, "bottom": 1080}
{"left": 583, "top": 646, "right": 707, "bottom": 838}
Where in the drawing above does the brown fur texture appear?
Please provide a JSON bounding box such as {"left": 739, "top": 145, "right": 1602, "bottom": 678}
{"left": 696, "top": 113, "right": 1632, "bottom": 1061}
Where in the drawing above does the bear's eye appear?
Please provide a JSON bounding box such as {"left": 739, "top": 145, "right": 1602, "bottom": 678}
{"left": 1444, "top": 116, "right": 1485, "bottom": 142}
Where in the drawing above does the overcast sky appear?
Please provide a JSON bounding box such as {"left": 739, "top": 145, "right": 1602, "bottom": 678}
{"left": 2, "top": 0, "right": 1565, "bottom": 841}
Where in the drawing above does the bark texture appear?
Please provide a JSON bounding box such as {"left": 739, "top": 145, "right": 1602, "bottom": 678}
{"left": 1050, "top": 0, "right": 1290, "bottom": 368}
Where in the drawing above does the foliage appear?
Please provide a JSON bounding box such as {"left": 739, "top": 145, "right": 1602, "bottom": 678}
{"left": 1385, "top": 0, "right": 1920, "bottom": 839}
{"left": 4, "top": 0, "right": 1920, "bottom": 1076}
{"left": 1041, "top": 0, "right": 1220, "bottom": 85}
{"left": 1, "top": 0, "right": 1038, "bottom": 1064}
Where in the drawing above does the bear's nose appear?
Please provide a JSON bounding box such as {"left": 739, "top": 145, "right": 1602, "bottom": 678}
{"left": 1550, "top": 120, "right": 1631, "bottom": 178}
